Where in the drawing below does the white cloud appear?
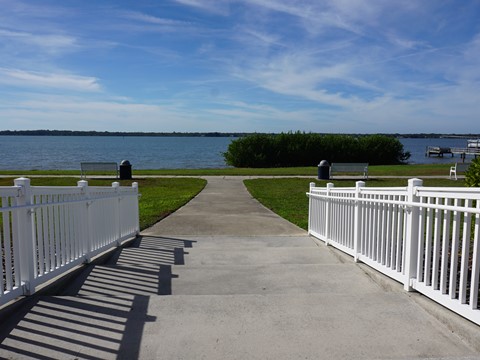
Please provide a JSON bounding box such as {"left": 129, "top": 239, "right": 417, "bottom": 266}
{"left": 231, "top": 50, "right": 376, "bottom": 108}
{"left": 0, "top": 94, "right": 214, "bottom": 132}
{"left": 456, "top": 33, "right": 480, "bottom": 82}
{"left": 174, "top": 0, "right": 231, "bottom": 15}
{"left": 0, "top": 68, "right": 101, "bottom": 92}
{"left": 384, "top": 32, "right": 427, "bottom": 50}
{"left": 107, "top": 9, "right": 213, "bottom": 38}
{"left": 0, "top": 28, "right": 78, "bottom": 54}
{"left": 240, "top": 28, "right": 286, "bottom": 48}
{"left": 242, "top": 0, "right": 379, "bottom": 35}
{"left": 121, "top": 11, "right": 189, "bottom": 25}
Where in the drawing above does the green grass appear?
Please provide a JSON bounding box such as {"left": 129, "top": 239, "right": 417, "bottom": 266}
{"left": 0, "top": 163, "right": 454, "bottom": 177}
{"left": 368, "top": 163, "right": 451, "bottom": 176}
{"left": 0, "top": 177, "right": 206, "bottom": 231}
{"left": 0, "top": 170, "right": 80, "bottom": 176}
{"left": 244, "top": 177, "right": 467, "bottom": 230}
{"left": 0, "top": 164, "right": 464, "bottom": 232}
{"left": 134, "top": 178, "right": 206, "bottom": 229}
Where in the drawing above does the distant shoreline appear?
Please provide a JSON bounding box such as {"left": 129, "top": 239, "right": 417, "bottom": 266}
{"left": 0, "top": 130, "right": 243, "bottom": 137}
{"left": 1, "top": 130, "right": 480, "bottom": 138}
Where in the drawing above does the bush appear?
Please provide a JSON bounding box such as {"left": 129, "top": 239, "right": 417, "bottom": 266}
{"left": 223, "top": 134, "right": 277, "bottom": 168}
{"left": 358, "top": 135, "right": 411, "bottom": 165}
{"left": 465, "top": 157, "right": 480, "bottom": 187}
{"left": 223, "top": 132, "right": 410, "bottom": 168}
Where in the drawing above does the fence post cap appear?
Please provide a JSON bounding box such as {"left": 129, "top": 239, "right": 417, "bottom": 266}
{"left": 408, "top": 178, "right": 423, "bottom": 186}
{"left": 14, "top": 177, "right": 30, "bottom": 185}
{"left": 77, "top": 180, "right": 88, "bottom": 187}
{"left": 356, "top": 181, "right": 366, "bottom": 188}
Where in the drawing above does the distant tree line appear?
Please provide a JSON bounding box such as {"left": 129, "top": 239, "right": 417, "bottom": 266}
{"left": 397, "top": 133, "right": 480, "bottom": 139}
{"left": 223, "top": 132, "right": 411, "bottom": 167}
{"left": 0, "top": 130, "right": 248, "bottom": 137}
{"left": 1, "top": 130, "right": 478, "bottom": 139}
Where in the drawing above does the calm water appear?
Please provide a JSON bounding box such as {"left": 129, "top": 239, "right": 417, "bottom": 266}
{"left": 399, "top": 137, "right": 473, "bottom": 165}
{"left": 0, "top": 136, "right": 235, "bottom": 170}
{"left": 0, "top": 136, "right": 475, "bottom": 170}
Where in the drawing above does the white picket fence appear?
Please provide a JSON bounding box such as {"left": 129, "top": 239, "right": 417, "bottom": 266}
{"left": 0, "top": 178, "right": 139, "bottom": 307}
{"left": 308, "top": 179, "right": 480, "bottom": 326}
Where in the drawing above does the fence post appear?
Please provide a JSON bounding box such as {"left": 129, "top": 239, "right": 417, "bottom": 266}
{"left": 132, "top": 182, "right": 140, "bottom": 234}
{"left": 354, "top": 181, "right": 365, "bottom": 262}
{"left": 14, "top": 177, "right": 35, "bottom": 295}
{"left": 404, "top": 178, "right": 423, "bottom": 291}
{"left": 308, "top": 182, "right": 315, "bottom": 235}
{"left": 325, "top": 183, "right": 334, "bottom": 246}
{"left": 78, "top": 180, "right": 92, "bottom": 262}
{"left": 112, "top": 182, "right": 121, "bottom": 245}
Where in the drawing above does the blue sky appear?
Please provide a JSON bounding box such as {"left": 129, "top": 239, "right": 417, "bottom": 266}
{"left": 1, "top": 0, "right": 479, "bottom": 133}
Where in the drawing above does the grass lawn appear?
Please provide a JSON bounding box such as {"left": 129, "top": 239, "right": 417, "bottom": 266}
{"left": 0, "top": 177, "right": 206, "bottom": 231}
{"left": 0, "top": 164, "right": 465, "bottom": 232}
{"left": 244, "top": 177, "right": 467, "bottom": 230}
{"left": 0, "top": 163, "right": 455, "bottom": 177}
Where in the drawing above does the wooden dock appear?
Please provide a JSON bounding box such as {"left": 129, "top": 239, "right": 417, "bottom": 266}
{"left": 425, "top": 146, "right": 452, "bottom": 157}
{"left": 426, "top": 146, "right": 480, "bottom": 159}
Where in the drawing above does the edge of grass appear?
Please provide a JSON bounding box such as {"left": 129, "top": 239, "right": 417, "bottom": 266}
{"left": 0, "top": 163, "right": 454, "bottom": 177}
{"left": 0, "top": 177, "right": 207, "bottom": 231}
{"left": 244, "top": 177, "right": 467, "bottom": 231}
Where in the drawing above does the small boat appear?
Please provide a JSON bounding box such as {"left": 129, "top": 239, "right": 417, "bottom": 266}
{"left": 468, "top": 139, "right": 480, "bottom": 148}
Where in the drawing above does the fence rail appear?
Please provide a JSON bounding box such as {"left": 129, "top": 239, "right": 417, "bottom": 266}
{"left": 1, "top": 178, "right": 139, "bottom": 308}
{"left": 308, "top": 179, "right": 480, "bottom": 326}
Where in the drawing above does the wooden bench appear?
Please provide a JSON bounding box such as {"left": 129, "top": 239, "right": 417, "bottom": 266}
{"left": 449, "top": 162, "right": 469, "bottom": 180}
{"left": 330, "top": 163, "right": 368, "bottom": 179}
{"left": 80, "top": 162, "right": 119, "bottom": 179}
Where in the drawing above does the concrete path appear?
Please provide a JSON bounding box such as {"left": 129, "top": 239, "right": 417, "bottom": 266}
{"left": 143, "top": 176, "right": 306, "bottom": 236}
{"left": 0, "top": 177, "right": 479, "bottom": 359}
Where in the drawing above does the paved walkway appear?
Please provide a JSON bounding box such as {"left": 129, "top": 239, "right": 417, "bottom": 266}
{"left": 0, "top": 177, "right": 479, "bottom": 359}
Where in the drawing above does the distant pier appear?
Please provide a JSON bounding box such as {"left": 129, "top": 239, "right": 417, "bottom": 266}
{"left": 425, "top": 146, "right": 452, "bottom": 157}
{"left": 426, "top": 146, "right": 480, "bottom": 160}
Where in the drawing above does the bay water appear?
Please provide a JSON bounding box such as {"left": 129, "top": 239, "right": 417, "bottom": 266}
{"left": 0, "top": 135, "right": 475, "bottom": 170}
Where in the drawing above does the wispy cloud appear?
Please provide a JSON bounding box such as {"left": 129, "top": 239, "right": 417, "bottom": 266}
{"left": 122, "top": 11, "right": 188, "bottom": 25}
{"left": 174, "top": 0, "right": 231, "bottom": 15}
{"left": 0, "top": 0, "right": 71, "bottom": 25}
{"left": 243, "top": 0, "right": 381, "bottom": 35}
{"left": 0, "top": 68, "right": 101, "bottom": 92}
{"left": 0, "top": 94, "right": 226, "bottom": 131}
{"left": 384, "top": 32, "right": 427, "bottom": 50}
{"left": 239, "top": 28, "right": 287, "bottom": 48}
{"left": 0, "top": 28, "right": 78, "bottom": 54}
{"left": 457, "top": 33, "right": 480, "bottom": 82}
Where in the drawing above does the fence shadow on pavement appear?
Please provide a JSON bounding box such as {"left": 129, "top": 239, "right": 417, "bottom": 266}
{"left": 0, "top": 235, "right": 196, "bottom": 359}
{"left": 0, "top": 295, "right": 155, "bottom": 359}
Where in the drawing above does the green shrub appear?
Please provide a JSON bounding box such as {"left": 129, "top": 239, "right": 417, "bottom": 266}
{"left": 223, "top": 132, "right": 410, "bottom": 168}
{"left": 223, "top": 133, "right": 277, "bottom": 167}
{"left": 465, "top": 157, "right": 480, "bottom": 187}
{"left": 358, "top": 135, "right": 411, "bottom": 165}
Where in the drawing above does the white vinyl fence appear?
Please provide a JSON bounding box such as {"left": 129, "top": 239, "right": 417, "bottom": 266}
{"left": 308, "top": 179, "right": 480, "bottom": 326}
{"left": 1, "top": 178, "right": 139, "bottom": 307}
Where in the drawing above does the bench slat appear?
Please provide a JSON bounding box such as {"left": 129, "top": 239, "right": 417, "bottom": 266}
{"left": 80, "top": 162, "right": 119, "bottom": 178}
{"left": 330, "top": 163, "right": 368, "bottom": 179}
